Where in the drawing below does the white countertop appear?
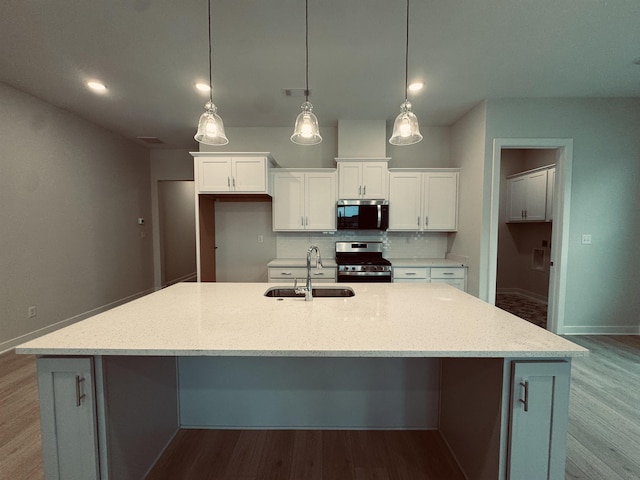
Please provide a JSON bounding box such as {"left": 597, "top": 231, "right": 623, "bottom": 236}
{"left": 268, "top": 258, "right": 464, "bottom": 268}
{"left": 17, "top": 283, "right": 587, "bottom": 358}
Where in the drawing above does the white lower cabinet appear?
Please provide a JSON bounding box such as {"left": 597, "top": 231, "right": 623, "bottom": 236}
{"left": 37, "top": 357, "right": 100, "bottom": 480}
{"left": 268, "top": 266, "right": 337, "bottom": 283}
{"left": 430, "top": 267, "right": 466, "bottom": 291}
{"left": 393, "top": 267, "right": 429, "bottom": 283}
{"left": 508, "top": 361, "right": 571, "bottom": 480}
{"left": 393, "top": 266, "right": 466, "bottom": 291}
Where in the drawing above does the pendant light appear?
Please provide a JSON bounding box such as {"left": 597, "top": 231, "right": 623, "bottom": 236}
{"left": 389, "top": 0, "right": 423, "bottom": 146}
{"left": 194, "top": 0, "right": 229, "bottom": 145}
{"left": 291, "top": 0, "right": 322, "bottom": 145}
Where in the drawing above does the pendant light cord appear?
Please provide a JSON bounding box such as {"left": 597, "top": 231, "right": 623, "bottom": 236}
{"left": 404, "top": 0, "right": 409, "bottom": 102}
{"left": 305, "top": 0, "right": 310, "bottom": 102}
{"left": 207, "top": 0, "right": 213, "bottom": 104}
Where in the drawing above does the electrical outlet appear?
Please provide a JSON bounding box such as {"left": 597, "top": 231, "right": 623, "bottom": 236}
{"left": 581, "top": 234, "right": 592, "bottom": 245}
{"left": 257, "top": 234, "right": 264, "bottom": 243}
{"left": 28, "top": 306, "right": 37, "bottom": 318}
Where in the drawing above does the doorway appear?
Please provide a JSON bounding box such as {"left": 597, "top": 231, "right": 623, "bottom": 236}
{"left": 487, "top": 138, "right": 573, "bottom": 334}
{"left": 495, "top": 149, "right": 556, "bottom": 329}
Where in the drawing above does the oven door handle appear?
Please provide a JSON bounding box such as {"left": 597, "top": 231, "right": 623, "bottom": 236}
{"left": 338, "top": 271, "right": 391, "bottom": 277}
{"left": 377, "top": 204, "right": 382, "bottom": 229}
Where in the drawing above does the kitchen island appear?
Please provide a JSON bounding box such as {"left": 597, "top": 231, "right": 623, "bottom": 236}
{"left": 17, "top": 282, "right": 587, "bottom": 479}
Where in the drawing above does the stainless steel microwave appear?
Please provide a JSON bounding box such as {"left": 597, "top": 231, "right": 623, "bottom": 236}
{"left": 336, "top": 199, "right": 389, "bottom": 230}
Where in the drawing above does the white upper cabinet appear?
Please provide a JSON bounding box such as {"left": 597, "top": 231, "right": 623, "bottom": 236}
{"left": 506, "top": 166, "right": 554, "bottom": 222}
{"left": 336, "top": 158, "right": 389, "bottom": 199}
{"left": 272, "top": 170, "right": 336, "bottom": 231}
{"left": 389, "top": 170, "right": 459, "bottom": 232}
{"left": 193, "top": 153, "right": 276, "bottom": 194}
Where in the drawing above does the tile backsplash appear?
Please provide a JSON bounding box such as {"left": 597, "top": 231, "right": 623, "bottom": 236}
{"left": 276, "top": 231, "right": 449, "bottom": 259}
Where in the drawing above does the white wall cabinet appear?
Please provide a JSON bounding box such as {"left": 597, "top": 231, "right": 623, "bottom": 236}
{"left": 508, "top": 361, "right": 571, "bottom": 480}
{"left": 272, "top": 170, "right": 337, "bottom": 231}
{"left": 194, "top": 152, "right": 276, "bottom": 194}
{"left": 506, "top": 167, "right": 554, "bottom": 222}
{"left": 37, "top": 357, "right": 100, "bottom": 480}
{"left": 336, "top": 158, "right": 389, "bottom": 199}
{"left": 388, "top": 170, "right": 459, "bottom": 231}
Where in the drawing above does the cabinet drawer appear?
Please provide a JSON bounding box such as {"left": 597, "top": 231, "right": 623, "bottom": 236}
{"left": 268, "top": 267, "right": 336, "bottom": 282}
{"left": 431, "top": 278, "right": 466, "bottom": 291}
{"left": 393, "top": 267, "right": 429, "bottom": 280}
{"left": 430, "top": 268, "right": 465, "bottom": 279}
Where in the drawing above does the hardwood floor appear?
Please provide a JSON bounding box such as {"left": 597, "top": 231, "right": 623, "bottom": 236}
{"left": 0, "top": 351, "right": 43, "bottom": 480}
{"left": 1, "top": 336, "right": 638, "bottom": 480}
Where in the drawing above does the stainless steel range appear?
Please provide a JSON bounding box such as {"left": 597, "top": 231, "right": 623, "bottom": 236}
{"left": 335, "top": 241, "right": 392, "bottom": 283}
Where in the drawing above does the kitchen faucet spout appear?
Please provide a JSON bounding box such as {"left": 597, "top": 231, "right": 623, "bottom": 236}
{"left": 303, "top": 245, "right": 323, "bottom": 301}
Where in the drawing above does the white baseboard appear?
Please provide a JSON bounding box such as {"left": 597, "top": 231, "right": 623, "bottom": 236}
{"left": 162, "top": 271, "right": 197, "bottom": 288}
{"left": 561, "top": 325, "right": 640, "bottom": 336}
{"left": 2, "top": 288, "right": 156, "bottom": 354}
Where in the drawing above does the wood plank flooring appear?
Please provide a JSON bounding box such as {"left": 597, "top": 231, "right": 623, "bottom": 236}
{"left": 1, "top": 335, "right": 638, "bottom": 480}
{"left": 145, "top": 429, "right": 465, "bottom": 480}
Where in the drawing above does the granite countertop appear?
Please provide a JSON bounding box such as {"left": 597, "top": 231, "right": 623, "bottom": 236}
{"left": 389, "top": 258, "right": 467, "bottom": 268}
{"left": 268, "top": 258, "right": 465, "bottom": 268}
{"left": 17, "top": 283, "right": 587, "bottom": 358}
{"left": 268, "top": 258, "right": 338, "bottom": 268}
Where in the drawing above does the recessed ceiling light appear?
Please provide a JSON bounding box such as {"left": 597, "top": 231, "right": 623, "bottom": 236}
{"left": 195, "top": 82, "right": 211, "bottom": 93}
{"left": 87, "top": 81, "right": 107, "bottom": 93}
{"left": 408, "top": 82, "right": 424, "bottom": 92}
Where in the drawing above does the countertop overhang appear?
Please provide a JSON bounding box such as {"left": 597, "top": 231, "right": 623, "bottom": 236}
{"left": 16, "top": 283, "right": 587, "bottom": 358}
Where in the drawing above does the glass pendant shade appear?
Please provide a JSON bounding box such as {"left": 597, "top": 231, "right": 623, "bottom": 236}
{"left": 291, "top": 101, "right": 322, "bottom": 145}
{"left": 194, "top": 101, "right": 229, "bottom": 145}
{"left": 389, "top": 100, "right": 423, "bottom": 146}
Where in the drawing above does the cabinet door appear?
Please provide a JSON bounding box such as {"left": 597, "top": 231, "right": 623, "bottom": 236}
{"left": 361, "top": 162, "right": 388, "bottom": 199}
{"left": 422, "top": 172, "right": 458, "bottom": 231}
{"left": 272, "top": 172, "right": 305, "bottom": 230}
{"left": 199, "top": 157, "right": 232, "bottom": 192}
{"left": 546, "top": 168, "right": 555, "bottom": 221}
{"left": 388, "top": 173, "right": 421, "bottom": 230}
{"left": 508, "top": 361, "right": 571, "bottom": 480}
{"left": 232, "top": 156, "right": 267, "bottom": 192}
{"left": 338, "top": 163, "right": 363, "bottom": 199}
{"left": 305, "top": 172, "right": 336, "bottom": 231}
{"left": 524, "top": 170, "right": 548, "bottom": 221}
{"left": 506, "top": 176, "right": 527, "bottom": 221}
{"left": 37, "top": 357, "right": 100, "bottom": 480}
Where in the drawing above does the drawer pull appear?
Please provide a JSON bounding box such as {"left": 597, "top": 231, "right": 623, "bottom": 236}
{"left": 75, "top": 375, "right": 86, "bottom": 407}
{"left": 280, "top": 272, "right": 292, "bottom": 276}
{"left": 405, "top": 272, "right": 417, "bottom": 275}
{"left": 519, "top": 381, "right": 529, "bottom": 412}
{"left": 443, "top": 272, "right": 454, "bottom": 275}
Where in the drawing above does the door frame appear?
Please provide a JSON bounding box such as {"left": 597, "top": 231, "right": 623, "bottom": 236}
{"left": 486, "top": 138, "right": 573, "bottom": 334}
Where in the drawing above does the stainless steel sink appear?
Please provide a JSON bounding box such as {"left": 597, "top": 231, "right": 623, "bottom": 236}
{"left": 264, "top": 286, "right": 355, "bottom": 298}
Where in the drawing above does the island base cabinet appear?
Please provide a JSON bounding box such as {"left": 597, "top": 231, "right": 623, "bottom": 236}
{"left": 37, "top": 357, "right": 100, "bottom": 480}
{"left": 508, "top": 361, "right": 571, "bottom": 480}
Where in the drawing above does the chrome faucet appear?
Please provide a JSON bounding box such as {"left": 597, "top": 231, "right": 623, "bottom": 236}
{"left": 295, "top": 245, "right": 323, "bottom": 301}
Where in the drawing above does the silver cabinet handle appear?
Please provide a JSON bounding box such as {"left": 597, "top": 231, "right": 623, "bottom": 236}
{"left": 312, "top": 272, "right": 325, "bottom": 276}
{"left": 363, "top": 185, "right": 366, "bottom": 195}
{"left": 406, "top": 272, "right": 417, "bottom": 275}
{"left": 232, "top": 177, "right": 236, "bottom": 187}
{"left": 417, "top": 217, "right": 420, "bottom": 226}
{"left": 358, "top": 185, "right": 362, "bottom": 196}
{"left": 519, "top": 380, "right": 529, "bottom": 412}
{"left": 301, "top": 216, "right": 305, "bottom": 226}
{"left": 228, "top": 177, "right": 231, "bottom": 187}
{"left": 305, "top": 216, "right": 309, "bottom": 226}
{"left": 75, "top": 375, "right": 86, "bottom": 407}
{"left": 280, "top": 272, "right": 293, "bottom": 276}
{"left": 425, "top": 216, "right": 429, "bottom": 226}
{"left": 443, "top": 272, "right": 454, "bottom": 275}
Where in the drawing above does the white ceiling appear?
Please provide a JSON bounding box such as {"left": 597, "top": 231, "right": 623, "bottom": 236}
{"left": 1, "top": 0, "right": 638, "bottom": 148}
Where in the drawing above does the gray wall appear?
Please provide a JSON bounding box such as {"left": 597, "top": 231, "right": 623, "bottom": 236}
{"left": 0, "top": 82, "right": 154, "bottom": 351}
{"left": 484, "top": 98, "right": 640, "bottom": 333}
